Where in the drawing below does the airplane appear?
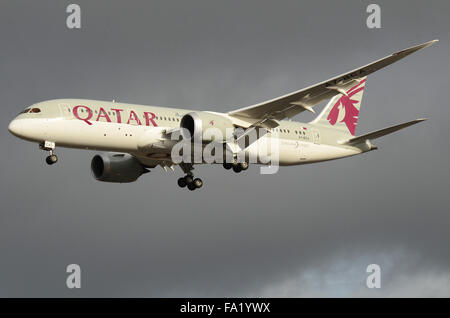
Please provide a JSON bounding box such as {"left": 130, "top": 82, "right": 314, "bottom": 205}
{"left": 8, "top": 40, "right": 438, "bottom": 191}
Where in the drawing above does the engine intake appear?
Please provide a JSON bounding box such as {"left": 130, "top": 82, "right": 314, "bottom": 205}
{"left": 91, "top": 153, "right": 148, "bottom": 183}
{"left": 180, "top": 112, "right": 234, "bottom": 142}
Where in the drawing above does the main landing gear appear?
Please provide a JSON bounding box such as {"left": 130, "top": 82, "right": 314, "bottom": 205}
{"left": 178, "top": 163, "right": 203, "bottom": 191}
{"left": 223, "top": 161, "right": 248, "bottom": 173}
{"left": 40, "top": 141, "right": 58, "bottom": 165}
{"left": 177, "top": 174, "right": 203, "bottom": 191}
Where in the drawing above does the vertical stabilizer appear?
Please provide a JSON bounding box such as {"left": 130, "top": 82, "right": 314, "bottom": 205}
{"left": 311, "top": 77, "right": 367, "bottom": 136}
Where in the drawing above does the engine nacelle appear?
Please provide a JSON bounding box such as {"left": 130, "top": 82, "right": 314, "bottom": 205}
{"left": 180, "top": 112, "right": 234, "bottom": 142}
{"left": 91, "top": 153, "right": 148, "bottom": 183}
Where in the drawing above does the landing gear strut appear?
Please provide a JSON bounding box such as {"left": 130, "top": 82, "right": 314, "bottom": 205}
{"left": 40, "top": 141, "right": 58, "bottom": 165}
{"left": 178, "top": 163, "right": 203, "bottom": 191}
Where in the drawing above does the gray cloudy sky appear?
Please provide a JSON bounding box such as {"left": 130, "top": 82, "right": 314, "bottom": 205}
{"left": 0, "top": 0, "right": 449, "bottom": 297}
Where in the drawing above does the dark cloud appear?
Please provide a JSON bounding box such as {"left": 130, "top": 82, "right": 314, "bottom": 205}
{"left": 0, "top": 0, "right": 449, "bottom": 296}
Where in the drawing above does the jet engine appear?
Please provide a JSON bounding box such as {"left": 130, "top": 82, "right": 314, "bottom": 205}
{"left": 180, "top": 112, "right": 234, "bottom": 142}
{"left": 90, "top": 153, "right": 148, "bottom": 183}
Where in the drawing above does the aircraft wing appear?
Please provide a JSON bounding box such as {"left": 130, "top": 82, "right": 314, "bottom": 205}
{"left": 227, "top": 40, "right": 438, "bottom": 128}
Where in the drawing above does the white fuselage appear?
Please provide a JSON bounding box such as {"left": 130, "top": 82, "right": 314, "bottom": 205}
{"left": 8, "top": 99, "right": 366, "bottom": 168}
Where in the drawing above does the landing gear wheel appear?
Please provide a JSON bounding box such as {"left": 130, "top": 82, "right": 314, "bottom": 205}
{"left": 179, "top": 174, "right": 203, "bottom": 191}
{"left": 45, "top": 154, "right": 58, "bottom": 165}
{"left": 232, "top": 164, "right": 242, "bottom": 173}
{"left": 185, "top": 175, "right": 194, "bottom": 185}
{"left": 177, "top": 177, "right": 187, "bottom": 188}
{"left": 223, "top": 162, "right": 233, "bottom": 170}
{"left": 193, "top": 178, "right": 203, "bottom": 189}
{"left": 178, "top": 164, "right": 202, "bottom": 191}
{"left": 240, "top": 162, "right": 249, "bottom": 170}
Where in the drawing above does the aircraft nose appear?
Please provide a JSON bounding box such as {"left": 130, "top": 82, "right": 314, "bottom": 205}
{"left": 8, "top": 119, "right": 23, "bottom": 137}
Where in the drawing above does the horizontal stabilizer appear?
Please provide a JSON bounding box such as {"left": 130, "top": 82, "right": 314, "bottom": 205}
{"left": 343, "top": 118, "right": 427, "bottom": 144}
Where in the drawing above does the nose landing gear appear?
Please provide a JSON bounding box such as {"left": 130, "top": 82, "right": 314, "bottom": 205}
{"left": 40, "top": 141, "right": 58, "bottom": 165}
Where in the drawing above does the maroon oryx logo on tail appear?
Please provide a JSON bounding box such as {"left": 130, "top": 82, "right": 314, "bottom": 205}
{"left": 327, "top": 79, "right": 366, "bottom": 135}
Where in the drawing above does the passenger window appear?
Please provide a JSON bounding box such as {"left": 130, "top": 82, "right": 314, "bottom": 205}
{"left": 29, "top": 108, "right": 41, "bottom": 113}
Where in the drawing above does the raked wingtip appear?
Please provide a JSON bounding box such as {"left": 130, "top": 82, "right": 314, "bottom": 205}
{"left": 426, "top": 39, "right": 439, "bottom": 46}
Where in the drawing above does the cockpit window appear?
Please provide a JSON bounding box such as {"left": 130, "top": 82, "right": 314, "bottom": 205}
{"left": 29, "top": 108, "right": 41, "bottom": 113}
{"left": 19, "top": 108, "right": 31, "bottom": 114}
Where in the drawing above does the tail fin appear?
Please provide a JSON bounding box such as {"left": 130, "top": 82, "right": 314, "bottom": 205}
{"left": 311, "top": 76, "right": 367, "bottom": 136}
